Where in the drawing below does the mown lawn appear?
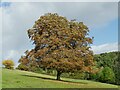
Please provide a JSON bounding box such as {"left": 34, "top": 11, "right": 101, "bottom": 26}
{"left": 2, "top": 69, "right": 119, "bottom": 88}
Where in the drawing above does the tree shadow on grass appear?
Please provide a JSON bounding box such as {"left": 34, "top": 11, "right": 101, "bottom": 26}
{"left": 21, "top": 74, "right": 88, "bottom": 84}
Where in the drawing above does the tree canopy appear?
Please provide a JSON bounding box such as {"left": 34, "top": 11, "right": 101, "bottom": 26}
{"left": 2, "top": 60, "right": 14, "bottom": 69}
{"left": 19, "top": 13, "right": 94, "bottom": 80}
{"left": 93, "top": 51, "right": 120, "bottom": 85}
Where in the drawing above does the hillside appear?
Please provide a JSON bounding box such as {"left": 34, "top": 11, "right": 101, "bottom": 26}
{"left": 2, "top": 69, "right": 118, "bottom": 88}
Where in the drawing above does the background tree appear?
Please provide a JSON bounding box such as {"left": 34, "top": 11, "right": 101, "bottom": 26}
{"left": 2, "top": 60, "right": 14, "bottom": 69}
{"left": 97, "top": 67, "right": 115, "bottom": 83}
{"left": 91, "top": 51, "right": 120, "bottom": 85}
{"left": 20, "top": 13, "right": 94, "bottom": 80}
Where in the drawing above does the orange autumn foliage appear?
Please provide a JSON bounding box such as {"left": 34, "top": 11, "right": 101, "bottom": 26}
{"left": 19, "top": 13, "right": 95, "bottom": 80}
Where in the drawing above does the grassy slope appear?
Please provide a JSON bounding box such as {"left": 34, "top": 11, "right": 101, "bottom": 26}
{"left": 2, "top": 69, "right": 118, "bottom": 88}
{"left": 0, "top": 68, "right": 2, "bottom": 89}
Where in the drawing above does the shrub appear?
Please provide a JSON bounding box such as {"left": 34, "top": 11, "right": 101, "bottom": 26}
{"left": 70, "top": 72, "right": 85, "bottom": 79}
{"left": 17, "top": 64, "right": 29, "bottom": 71}
{"left": 2, "top": 60, "right": 14, "bottom": 69}
{"left": 97, "top": 67, "right": 115, "bottom": 83}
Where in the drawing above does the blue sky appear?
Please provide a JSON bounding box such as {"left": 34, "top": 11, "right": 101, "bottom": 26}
{"left": 90, "top": 19, "right": 118, "bottom": 45}
{"left": 0, "top": 2, "right": 118, "bottom": 66}
{"left": 0, "top": 2, "right": 11, "bottom": 7}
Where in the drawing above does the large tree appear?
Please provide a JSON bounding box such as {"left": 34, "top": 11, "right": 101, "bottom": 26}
{"left": 20, "top": 13, "right": 95, "bottom": 80}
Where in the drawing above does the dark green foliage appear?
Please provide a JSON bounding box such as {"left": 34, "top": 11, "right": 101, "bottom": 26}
{"left": 69, "top": 72, "right": 85, "bottom": 79}
{"left": 114, "top": 52, "right": 120, "bottom": 85}
{"left": 94, "top": 52, "right": 117, "bottom": 68}
{"left": 97, "top": 67, "right": 115, "bottom": 83}
{"left": 92, "top": 51, "right": 120, "bottom": 85}
{"left": 61, "top": 72, "right": 86, "bottom": 79}
{"left": 89, "top": 73, "right": 98, "bottom": 81}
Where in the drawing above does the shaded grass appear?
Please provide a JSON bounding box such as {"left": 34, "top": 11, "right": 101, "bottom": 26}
{"left": 2, "top": 69, "right": 118, "bottom": 88}
{"left": 22, "top": 74, "right": 88, "bottom": 85}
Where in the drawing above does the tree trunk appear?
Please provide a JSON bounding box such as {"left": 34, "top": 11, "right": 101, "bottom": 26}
{"left": 56, "top": 71, "right": 62, "bottom": 80}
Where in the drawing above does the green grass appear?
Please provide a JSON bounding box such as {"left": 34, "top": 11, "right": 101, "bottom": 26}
{"left": 0, "top": 68, "right": 2, "bottom": 89}
{"left": 2, "top": 69, "right": 119, "bottom": 88}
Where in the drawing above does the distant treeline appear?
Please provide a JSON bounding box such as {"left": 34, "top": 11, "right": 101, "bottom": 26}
{"left": 17, "top": 51, "right": 120, "bottom": 85}
{"left": 90, "top": 51, "right": 120, "bottom": 85}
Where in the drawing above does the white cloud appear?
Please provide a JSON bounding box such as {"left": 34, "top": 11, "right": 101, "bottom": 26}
{"left": 3, "top": 50, "right": 25, "bottom": 67}
{"left": 91, "top": 42, "right": 118, "bottom": 54}
{"left": 5, "top": 50, "right": 19, "bottom": 59}
{"left": 53, "top": 2, "right": 118, "bottom": 28}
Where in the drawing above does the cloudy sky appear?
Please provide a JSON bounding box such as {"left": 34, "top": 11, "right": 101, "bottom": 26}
{"left": 0, "top": 2, "right": 118, "bottom": 66}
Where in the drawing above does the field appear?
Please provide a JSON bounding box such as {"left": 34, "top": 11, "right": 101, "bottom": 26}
{"left": 2, "top": 69, "right": 118, "bottom": 88}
